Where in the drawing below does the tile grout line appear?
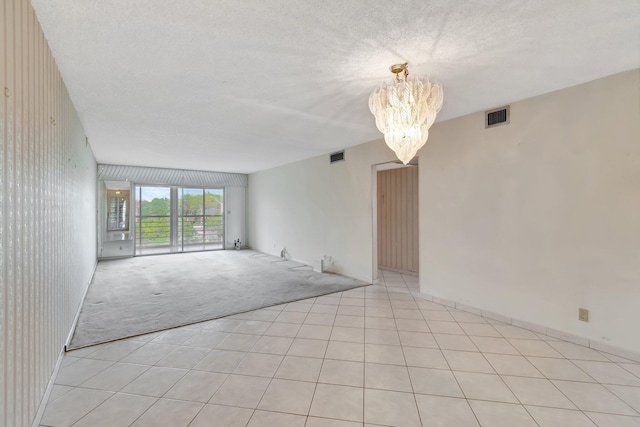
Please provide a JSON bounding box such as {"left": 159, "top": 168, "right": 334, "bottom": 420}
{"left": 254, "top": 299, "right": 321, "bottom": 421}
{"left": 444, "top": 301, "right": 545, "bottom": 426}
{"left": 411, "top": 280, "right": 482, "bottom": 427}
{"left": 44, "top": 271, "right": 640, "bottom": 427}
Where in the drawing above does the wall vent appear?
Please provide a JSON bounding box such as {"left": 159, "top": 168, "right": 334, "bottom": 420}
{"left": 330, "top": 151, "right": 345, "bottom": 163}
{"left": 485, "top": 106, "right": 510, "bottom": 128}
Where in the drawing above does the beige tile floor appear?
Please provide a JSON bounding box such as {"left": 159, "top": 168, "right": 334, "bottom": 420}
{"left": 40, "top": 271, "right": 640, "bottom": 427}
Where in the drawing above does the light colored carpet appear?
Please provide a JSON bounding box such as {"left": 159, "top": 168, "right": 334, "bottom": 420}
{"left": 68, "top": 250, "right": 368, "bottom": 349}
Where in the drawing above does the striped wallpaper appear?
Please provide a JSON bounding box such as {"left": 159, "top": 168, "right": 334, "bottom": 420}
{"left": 1, "top": 1, "right": 98, "bottom": 425}
{"left": 377, "top": 166, "right": 419, "bottom": 273}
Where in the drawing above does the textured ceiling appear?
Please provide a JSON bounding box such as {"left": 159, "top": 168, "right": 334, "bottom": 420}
{"left": 32, "top": 0, "right": 640, "bottom": 174}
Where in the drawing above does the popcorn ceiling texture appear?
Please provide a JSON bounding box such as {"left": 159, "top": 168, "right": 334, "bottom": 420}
{"left": 30, "top": 0, "right": 640, "bottom": 173}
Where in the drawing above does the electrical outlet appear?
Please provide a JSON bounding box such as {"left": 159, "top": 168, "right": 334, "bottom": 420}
{"left": 578, "top": 308, "right": 589, "bottom": 322}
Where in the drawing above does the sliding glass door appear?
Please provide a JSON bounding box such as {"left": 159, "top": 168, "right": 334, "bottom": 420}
{"left": 135, "top": 186, "right": 172, "bottom": 255}
{"left": 135, "top": 186, "right": 224, "bottom": 255}
{"left": 179, "top": 188, "right": 224, "bottom": 252}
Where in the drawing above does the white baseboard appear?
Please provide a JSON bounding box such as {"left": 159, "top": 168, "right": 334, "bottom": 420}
{"left": 65, "top": 260, "right": 97, "bottom": 351}
{"left": 415, "top": 291, "right": 640, "bottom": 363}
{"left": 31, "top": 345, "right": 65, "bottom": 427}
{"left": 33, "top": 261, "right": 97, "bottom": 426}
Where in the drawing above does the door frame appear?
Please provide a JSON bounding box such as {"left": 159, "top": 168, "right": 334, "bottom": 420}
{"left": 372, "top": 159, "right": 420, "bottom": 282}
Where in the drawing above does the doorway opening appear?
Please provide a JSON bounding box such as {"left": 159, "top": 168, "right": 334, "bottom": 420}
{"left": 373, "top": 159, "right": 419, "bottom": 278}
{"left": 135, "top": 186, "right": 224, "bottom": 256}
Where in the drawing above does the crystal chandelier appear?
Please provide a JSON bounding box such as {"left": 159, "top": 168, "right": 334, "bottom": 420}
{"left": 369, "top": 63, "right": 444, "bottom": 164}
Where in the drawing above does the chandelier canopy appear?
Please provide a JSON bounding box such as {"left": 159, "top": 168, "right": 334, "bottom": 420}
{"left": 369, "top": 63, "right": 443, "bottom": 164}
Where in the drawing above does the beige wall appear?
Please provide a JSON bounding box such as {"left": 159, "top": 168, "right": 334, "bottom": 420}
{"left": 248, "top": 142, "right": 397, "bottom": 282}
{"left": 248, "top": 69, "right": 640, "bottom": 353}
{"left": 1, "top": 1, "right": 98, "bottom": 425}
{"left": 420, "top": 69, "right": 640, "bottom": 353}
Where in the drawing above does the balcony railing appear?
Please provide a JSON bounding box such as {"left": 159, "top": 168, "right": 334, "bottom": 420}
{"left": 135, "top": 214, "right": 224, "bottom": 254}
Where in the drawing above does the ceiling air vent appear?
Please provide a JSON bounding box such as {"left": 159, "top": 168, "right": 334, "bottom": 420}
{"left": 330, "top": 151, "right": 345, "bottom": 164}
{"left": 485, "top": 106, "right": 510, "bottom": 128}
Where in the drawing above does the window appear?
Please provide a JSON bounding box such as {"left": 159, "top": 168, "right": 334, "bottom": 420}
{"left": 107, "top": 190, "right": 129, "bottom": 231}
{"left": 134, "top": 186, "right": 224, "bottom": 255}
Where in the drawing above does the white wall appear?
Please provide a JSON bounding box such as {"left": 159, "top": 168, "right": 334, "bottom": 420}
{"left": 248, "top": 69, "right": 640, "bottom": 353}
{"left": 0, "top": 1, "right": 98, "bottom": 425}
{"left": 248, "top": 143, "right": 397, "bottom": 282}
{"left": 225, "top": 186, "right": 246, "bottom": 248}
{"left": 420, "top": 69, "right": 640, "bottom": 353}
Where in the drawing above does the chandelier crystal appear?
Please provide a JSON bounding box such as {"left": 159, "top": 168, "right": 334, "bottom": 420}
{"left": 369, "top": 63, "right": 443, "bottom": 164}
